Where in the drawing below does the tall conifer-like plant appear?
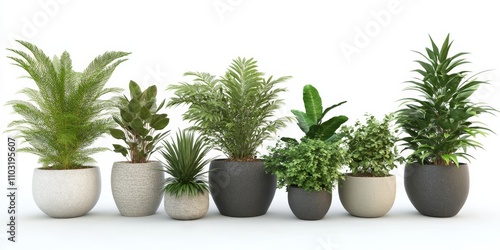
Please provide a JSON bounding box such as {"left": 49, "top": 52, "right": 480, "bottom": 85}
{"left": 396, "top": 34, "right": 496, "bottom": 166}
{"left": 6, "top": 40, "right": 130, "bottom": 169}
{"left": 167, "top": 57, "right": 291, "bottom": 161}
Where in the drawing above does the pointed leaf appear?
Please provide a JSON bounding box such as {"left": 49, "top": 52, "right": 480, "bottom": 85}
{"left": 319, "top": 115, "right": 348, "bottom": 141}
{"left": 319, "top": 100, "right": 347, "bottom": 121}
{"left": 129, "top": 80, "right": 142, "bottom": 99}
{"left": 291, "top": 110, "right": 314, "bottom": 133}
{"left": 303, "top": 84, "right": 322, "bottom": 123}
{"left": 110, "top": 129, "right": 126, "bottom": 140}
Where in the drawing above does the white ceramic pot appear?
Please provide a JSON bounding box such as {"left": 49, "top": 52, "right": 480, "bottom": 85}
{"left": 338, "top": 175, "right": 396, "bottom": 218}
{"left": 111, "top": 161, "right": 164, "bottom": 216}
{"left": 164, "top": 191, "right": 209, "bottom": 220}
{"left": 32, "top": 167, "right": 101, "bottom": 218}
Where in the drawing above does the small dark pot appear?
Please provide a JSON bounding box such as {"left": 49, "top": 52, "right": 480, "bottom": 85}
{"left": 209, "top": 159, "right": 277, "bottom": 217}
{"left": 288, "top": 186, "right": 332, "bottom": 220}
{"left": 404, "top": 163, "right": 469, "bottom": 217}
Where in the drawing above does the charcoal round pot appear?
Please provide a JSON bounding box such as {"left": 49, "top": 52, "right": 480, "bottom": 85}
{"left": 111, "top": 161, "right": 164, "bottom": 216}
{"left": 164, "top": 191, "right": 209, "bottom": 220}
{"left": 32, "top": 167, "right": 101, "bottom": 218}
{"left": 404, "top": 163, "right": 469, "bottom": 217}
{"left": 209, "top": 159, "right": 277, "bottom": 217}
{"left": 288, "top": 186, "right": 332, "bottom": 220}
{"left": 339, "top": 175, "right": 396, "bottom": 218}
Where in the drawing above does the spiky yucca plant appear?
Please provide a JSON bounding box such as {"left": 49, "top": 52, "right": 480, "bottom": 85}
{"left": 6, "top": 40, "right": 130, "bottom": 169}
{"left": 396, "top": 34, "right": 496, "bottom": 166}
{"left": 167, "top": 57, "right": 291, "bottom": 161}
{"left": 160, "top": 130, "right": 214, "bottom": 197}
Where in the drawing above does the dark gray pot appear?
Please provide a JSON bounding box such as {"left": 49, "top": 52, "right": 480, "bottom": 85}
{"left": 209, "top": 159, "right": 277, "bottom": 217}
{"left": 288, "top": 186, "right": 332, "bottom": 220}
{"left": 404, "top": 163, "right": 469, "bottom": 217}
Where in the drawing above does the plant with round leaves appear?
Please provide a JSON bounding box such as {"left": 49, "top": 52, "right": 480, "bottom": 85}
{"left": 263, "top": 138, "right": 345, "bottom": 192}
{"left": 396, "top": 34, "right": 497, "bottom": 166}
{"left": 160, "top": 129, "right": 214, "bottom": 197}
{"left": 167, "top": 57, "right": 291, "bottom": 161}
{"left": 341, "top": 114, "right": 403, "bottom": 177}
{"left": 283, "top": 84, "right": 348, "bottom": 144}
{"left": 6, "top": 40, "right": 129, "bottom": 170}
{"left": 110, "top": 80, "right": 170, "bottom": 163}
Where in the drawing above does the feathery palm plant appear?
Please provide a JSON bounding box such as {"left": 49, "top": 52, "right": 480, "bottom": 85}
{"left": 396, "top": 34, "right": 496, "bottom": 166}
{"left": 6, "top": 40, "right": 130, "bottom": 169}
{"left": 167, "top": 57, "right": 291, "bottom": 161}
{"left": 160, "top": 130, "right": 214, "bottom": 197}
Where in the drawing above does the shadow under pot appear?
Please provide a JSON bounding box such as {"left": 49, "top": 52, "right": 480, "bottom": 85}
{"left": 287, "top": 186, "right": 332, "bottom": 220}
{"left": 32, "top": 166, "right": 101, "bottom": 218}
{"left": 404, "top": 163, "right": 469, "bottom": 217}
{"left": 111, "top": 161, "right": 164, "bottom": 217}
{"left": 209, "top": 159, "right": 277, "bottom": 217}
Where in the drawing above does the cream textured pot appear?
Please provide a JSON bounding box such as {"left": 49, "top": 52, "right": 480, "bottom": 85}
{"left": 339, "top": 175, "right": 396, "bottom": 218}
{"left": 111, "top": 161, "right": 164, "bottom": 216}
{"left": 164, "top": 191, "right": 209, "bottom": 220}
{"left": 32, "top": 167, "right": 101, "bottom": 218}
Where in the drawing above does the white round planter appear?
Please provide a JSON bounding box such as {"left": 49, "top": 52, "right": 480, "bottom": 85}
{"left": 339, "top": 175, "right": 396, "bottom": 218}
{"left": 164, "top": 191, "right": 209, "bottom": 220}
{"left": 32, "top": 167, "right": 101, "bottom": 218}
{"left": 111, "top": 161, "right": 164, "bottom": 216}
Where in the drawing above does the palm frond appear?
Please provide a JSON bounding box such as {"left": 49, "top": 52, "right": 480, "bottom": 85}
{"left": 6, "top": 40, "right": 129, "bottom": 169}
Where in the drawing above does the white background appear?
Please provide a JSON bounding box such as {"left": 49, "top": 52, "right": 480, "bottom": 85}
{"left": 1, "top": 0, "right": 500, "bottom": 249}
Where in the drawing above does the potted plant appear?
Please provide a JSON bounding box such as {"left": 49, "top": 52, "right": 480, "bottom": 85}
{"left": 167, "top": 57, "right": 291, "bottom": 217}
{"left": 6, "top": 40, "right": 129, "bottom": 218}
{"left": 396, "top": 34, "right": 497, "bottom": 217}
{"left": 264, "top": 138, "right": 344, "bottom": 220}
{"left": 283, "top": 84, "right": 348, "bottom": 143}
{"left": 160, "top": 129, "right": 214, "bottom": 220}
{"left": 110, "top": 80, "right": 170, "bottom": 216}
{"left": 339, "top": 114, "right": 402, "bottom": 218}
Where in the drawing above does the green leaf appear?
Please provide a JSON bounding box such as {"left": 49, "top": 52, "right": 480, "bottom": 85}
{"left": 144, "top": 85, "right": 157, "bottom": 102}
{"left": 129, "top": 80, "right": 142, "bottom": 99}
{"left": 128, "top": 99, "right": 141, "bottom": 114}
{"left": 303, "top": 84, "right": 322, "bottom": 123}
{"left": 151, "top": 114, "right": 169, "bottom": 130}
{"left": 139, "top": 106, "right": 151, "bottom": 120}
{"left": 318, "top": 116, "right": 348, "bottom": 141}
{"left": 112, "top": 144, "right": 128, "bottom": 157}
{"left": 319, "top": 101, "right": 347, "bottom": 121}
{"left": 120, "top": 108, "right": 134, "bottom": 123}
{"left": 291, "top": 110, "right": 314, "bottom": 133}
{"left": 130, "top": 118, "right": 144, "bottom": 132}
{"left": 110, "top": 129, "right": 126, "bottom": 140}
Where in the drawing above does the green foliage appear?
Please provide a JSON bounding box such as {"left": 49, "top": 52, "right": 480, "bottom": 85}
{"left": 110, "top": 80, "right": 170, "bottom": 163}
{"left": 160, "top": 130, "right": 214, "bottom": 197}
{"left": 285, "top": 84, "right": 348, "bottom": 143}
{"left": 6, "top": 40, "right": 129, "bottom": 170}
{"left": 342, "top": 114, "right": 402, "bottom": 177}
{"left": 396, "top": 34, "right": 496, "bottom": 166}
{"left": 263, "top": 138, "right": 345, "bottom": 192}
{"left": 167, "top": 57, "right": 291, "bottom": 161}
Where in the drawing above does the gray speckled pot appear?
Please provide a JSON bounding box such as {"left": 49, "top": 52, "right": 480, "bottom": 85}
{"left": 209, "top": 159, "right": 277, "bottom": 217}
{"left": 111, "top": 161, "right": 164, "bottom": 216}
{"left": 339, "top": 175, "right": 396, "bottom": 218}
{"left": 32, "top": 167, "right": 101, "bottom": 218}
{"left": 288, "top": 186, "right": 332, "bottom": 220}
{"left": 404, "top": 163, "right": 469, "bottom": 217}
{"left": 164, "top": 191, "right": 209, "bottom": 220}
